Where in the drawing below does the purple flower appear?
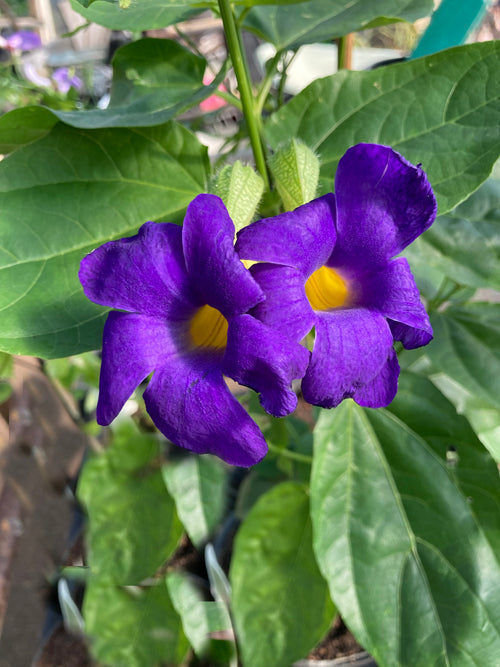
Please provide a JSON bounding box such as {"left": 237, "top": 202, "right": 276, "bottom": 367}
{"left": 79, "top": 194, "right": 309, "bottom": 467}
{"left": 52, "top": 67, "right": 83, "bottom": 94}
{"left": 1, "top": 31, "right": 41, "bottom": 52}
{"left": 236, "top": 144, "right": 437, "bottom": 409}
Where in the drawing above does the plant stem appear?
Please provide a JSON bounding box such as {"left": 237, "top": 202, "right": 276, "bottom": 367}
{"left": 337, "top": 33, "right": 353, "bottom": 70}
{"left": 255, "top": 49, "right": 282, "bottom": 116}
{"left": 218, "top": 0, "right": 270, "bottom": 189}
{"left": 213, "top": 89, "right": 243, "bottom": 111}
{"left": 267, "top": 442, "right": 313, "bottom": 465}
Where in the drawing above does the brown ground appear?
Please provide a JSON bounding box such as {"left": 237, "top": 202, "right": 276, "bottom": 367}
{"left": 0, "top": 357, "right": 88, "bottom": 667}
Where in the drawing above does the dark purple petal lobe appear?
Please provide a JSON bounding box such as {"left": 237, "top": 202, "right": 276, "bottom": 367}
{"left": 236, "top": 195, "right": 336, "bottom": 277}
{"left": 249, "top": 263, "right": 315, "bottom": 342}
{"left": 80, "top": 222, "right": 197, "bottom": 317}
{"left": 224, "top": 314, "right": 310, "bottom": 417}
{"left": 360, "top": 257, "right": 432, "bottom": 348}
{"left": 302, "top": 309, "right": 394, "bottom": 408}
{"left": 352, "top": 348, "right": 400, "bottom": 408}
{"left": 144, "top": 352, "right": 267, "bottom": 467}
{"left": 330, "top": 144, "right": 437, "bottom": 273}
{"left": 96, "top": 311, "right": 172, "bottom": 425}
{"left": 182, "top": 194, "right": 263, "bottom": 318}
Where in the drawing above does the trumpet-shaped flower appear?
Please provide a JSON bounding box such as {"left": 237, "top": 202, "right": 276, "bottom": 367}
{"left": 236, "top": 144, "right": 437, "bottom": 409}
{"left": 79, "top": 194, "right": 309, "bottom": 467}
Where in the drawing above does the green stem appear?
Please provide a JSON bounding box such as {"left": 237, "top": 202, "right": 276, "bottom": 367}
{"left": 218, "top": 0, "right": 270, "bottom": 190}
{"left": 255, "top": 50, "right": 282, "bottom": 116}
{"left": 277, "top": 50, "right": 298, "bottom": 108}
{"left": 337, "top": 33, "right": 353, "bottom": 70}
{"left": 212, "top": 89, "right": 243, "bottom": 111}
{"left": 267, "top": 442, "right": 313, "bottom": 465}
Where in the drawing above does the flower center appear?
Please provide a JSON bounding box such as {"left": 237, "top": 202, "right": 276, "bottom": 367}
{"left": 190, "top": 304, "right": 228, "bottom": 349}
{"left": 305, "top": 265, "right": 348, "bottom": 311}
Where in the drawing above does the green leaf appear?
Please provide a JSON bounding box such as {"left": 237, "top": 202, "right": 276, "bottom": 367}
{"left": 244, "top": 0, "right": 432, "bottom": 50}
{"left": 0, "top": 121, "right": 208, "bottom": 358}
{"left": 0, "top": 382, "right": 12, "bottom": 404}
{"left": 405, "top": 178, "right": 500, "bottom": 289}
{"left": 77, "top": 419, "right": 183, "bottom": 584}
{"left": 231, "top": 481, "right": 335, "bottom": 667}
{"left": 0, "top": 38, "right": 225, "bottom": 146}
{"left": 69, "top": 0, "right": 206, "bottom": 31}
{"left": 0, "top": 106, "right": 61, "bottom": 154}
{"left": 212, "top": 161, "right": 264, "bottom": 232}
{"left": 430, "top": 373, "right": 500, "bottom": 463}
{"left": 310, "top": 383, "right": 500, "bottom": 667}
{"left": 162, "top": 455, "right": 228, "bottom": 548}
{"left": 83, "top": 578, "right": 188, "bottom": 667}
{"left": 265, "top": 41, "right": 500, "bottom": 214}
{"left": 269, "top": 139, "right": 320, "bottom": 211}
{"left": 387, "top": 372, "right": 500, "bottom": 555}
{"left": 426, "top": 303, "right": 500, "bottom": 409}
{"left": 0, "top": 352, "right": 12, "bottom": 378}
{"left": 166, "top": 570, "right": 232, "bottom": 658}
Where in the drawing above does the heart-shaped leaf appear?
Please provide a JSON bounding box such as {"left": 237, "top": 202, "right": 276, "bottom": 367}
{"left": 0, "top": 121, "right": 208, "bottom": 358}
{"left": 244, "top": 0, "right": 432, "bottom": 50}
{"left": 265, "top": 41, "right": 500, "bottom": 214}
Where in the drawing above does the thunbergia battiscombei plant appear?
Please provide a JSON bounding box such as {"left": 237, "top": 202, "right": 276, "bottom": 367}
{"left": 1, "top": 0, "right": 499, "bottom": 666}
{"left": 80, "top": 143, "right": 435, "bottom": 465}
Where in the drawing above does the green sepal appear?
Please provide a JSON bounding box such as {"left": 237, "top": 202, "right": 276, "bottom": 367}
{"left": 212, "top": 161, "right": 265, "bottom": 233}
{"left": 269, "top": 139, "right": 320, "bottom": 211}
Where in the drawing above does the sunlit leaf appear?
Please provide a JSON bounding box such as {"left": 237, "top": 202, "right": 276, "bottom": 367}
{"left": 77, "top": 419, "right": 183, "bottom": 584}
{"left": 311, "top": 375, "right": 500, "bottom": 667}
{"left": 266, "top": 41, "right": 500, "bottom": 214}
{"left": 0, "top": 121, "right": 208, "bottom": 358}
{"left": 244, "top": 0, "right": 432, "bottom": 50}
{"left": 231, "top": 481, "right": 335, "bottom": 667}
{"left": 83, "top": 578, "right": 188, "bottom": 667}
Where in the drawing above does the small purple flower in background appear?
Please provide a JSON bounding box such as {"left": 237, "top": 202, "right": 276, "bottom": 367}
{"left": 236, "top": 144, "right": 437, "bottom": 409}
{"left": 52, "top": 67, "right": 83, "bottom": 94}
{"left": 0, "top": 30, "right": 41, "bottom": 52}
{"left": 79, "top": 195, "right": 309, "bottom": 467}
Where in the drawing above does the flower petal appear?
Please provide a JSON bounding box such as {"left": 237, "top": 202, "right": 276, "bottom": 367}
{"left": 352, "top": 348, "right": 400, "bottom": 408}
{"left": 182, "top": 194, "right": 263, "bottom": 318}
{"left": 236, "top": 194, "right": 336, "bottom": 277}
{"left": 224, "top": 314, "right": 310, "bottom": 417}
{"left": 330, "top": 144, "right": 437, "bottom": 273}
{"left": 80, "top": 222, "right": 197, "bottom": 317}
{"left": 249, "top": 263, "right": 315, "bottom": 342}
{"left": 96, "top": 311, "right": 170, "bottom": 425}
{"left": 144, "top": 352, "right": 267, "bottom": 467}
{"left": 360, "top": 257, "right": 432, "bottom": 349}
{"left": 302, "top": 309, "right": 394, "bottom": 408}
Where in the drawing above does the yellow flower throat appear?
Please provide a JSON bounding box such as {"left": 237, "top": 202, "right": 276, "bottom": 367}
{"left": 190, "top": 304, "right": 228, "bottom": 349}
{"left": 305, "top": 265, "right": 348, "bottom": 311}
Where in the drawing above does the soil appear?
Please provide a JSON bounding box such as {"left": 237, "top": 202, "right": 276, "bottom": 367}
{"left": 307, "top": 617, "right": 366, "bottom": 661}
{"left": 0, "top": 357, "right": 88, "bottom": 667}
